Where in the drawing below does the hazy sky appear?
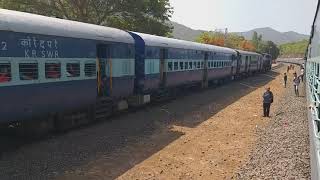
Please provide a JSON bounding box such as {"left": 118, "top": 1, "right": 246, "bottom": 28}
{"left": 169, "top": 0, "right": 318, "bottom": 35}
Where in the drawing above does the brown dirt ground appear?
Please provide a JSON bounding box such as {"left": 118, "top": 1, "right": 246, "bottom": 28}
{"left": 58, "top": 67, "right": 285, "bottom": 180}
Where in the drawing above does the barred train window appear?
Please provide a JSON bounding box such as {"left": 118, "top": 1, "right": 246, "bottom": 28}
{"left": 45, "top": 62, "right": 61, "bottom": 79}
{"left": 85, "top": 62, "right": 96, "bottom": 77}
{"left": 66, "top": 62, "right": 80, "bottom": 77}
{"left": 179, "top": 62, "right": 184, "bottom": 70}
{"left": 19, "top": 63, "right": 38, "bottom": 80}
{"left": 174, "top": 62, "right": 178, "bottom": 71}
{"left": 0, "top": 63, "right": 11, "bottom": 83}
{"left": 167, "top": 62, "right": 173, "bottom": 72}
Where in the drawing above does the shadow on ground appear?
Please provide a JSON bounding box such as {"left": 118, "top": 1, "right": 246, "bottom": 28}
{"left": 0, "top": 70, "right": 280, "bottom": 180}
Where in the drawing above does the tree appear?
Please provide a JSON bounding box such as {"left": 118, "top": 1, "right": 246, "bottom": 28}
{"left": 196, "top": 31, "right": 225, "bottom": 47}
{"left": 279, "top": 39, "right": 308, "bottom": 58}
{"left": 197, "top": 32, "right": 255, "bottom": 51}
{"left": 0, "top": 0, "right": 173, "bottom": 36}
{"left": 261, "top": 41, "right": 280, "bottom": 59}
{"left": 225, "top": 33, "right": 245, "bottom": 49}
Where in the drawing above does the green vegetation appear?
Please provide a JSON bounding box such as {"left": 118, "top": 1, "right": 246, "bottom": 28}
{"left": 196, "top": 31, "right": 280, "bottom": 59}
{"left": 0, "top": 0, "right": 173, "bottom": 36}
{"left": 279, "top": 39, "right": 308, "bottom": 58}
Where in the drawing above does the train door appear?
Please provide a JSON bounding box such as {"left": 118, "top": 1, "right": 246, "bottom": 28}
{"left": 233, "top": 54, "right": 239, "bottom": 75}
{"left": 245, "top": 56, "right": 249, "bottom": 73}
{"left": 160, "top": 48, "right": 168, "bottom": 88}
{"left": 236, "top": 53, "right": 241, "bottom": 74}
{"left": 202, "top": 52, "right": 208, "bottom": 88}
{"left": 97, "top": 44, "right": 112, "bottom": 97}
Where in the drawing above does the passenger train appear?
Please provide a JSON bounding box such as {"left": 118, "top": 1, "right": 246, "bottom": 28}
{"left": 306, "top": 0, "right": 320, "bottom": 179}
{"left": 0, "top": 9, "right": 272, "bottom": 131}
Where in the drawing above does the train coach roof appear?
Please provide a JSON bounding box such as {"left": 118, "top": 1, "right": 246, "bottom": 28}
{"left": 236, "top": 49, "right": 261, "bottom": 56}
{"left": 0, "top": 9, "right": 134, "bottom": 44}
{"left": 131, "top": 32, "right": 236, "bottom": 54}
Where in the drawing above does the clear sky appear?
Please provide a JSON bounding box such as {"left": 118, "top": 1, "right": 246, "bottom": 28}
{"left": 169, "top": 0, "right": 318, "bottom": 35}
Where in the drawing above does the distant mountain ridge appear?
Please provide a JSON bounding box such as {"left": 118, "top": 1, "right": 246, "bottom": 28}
{"left": 171, "top": 22, "right": 309, "bottom": 45}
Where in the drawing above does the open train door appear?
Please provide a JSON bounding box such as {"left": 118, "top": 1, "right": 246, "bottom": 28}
{"left": 97, "top": 44, "right": 112, "bottom": 98}
{"left": 160, "top": 48, "right": 168, "bottom": 88}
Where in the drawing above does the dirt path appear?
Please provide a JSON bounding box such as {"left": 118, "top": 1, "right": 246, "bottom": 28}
{"left": 0, "top": 68, "right": 285, "bottom": 180}
{"left": 56, "top": 68, "right": 285, "bottom": 180}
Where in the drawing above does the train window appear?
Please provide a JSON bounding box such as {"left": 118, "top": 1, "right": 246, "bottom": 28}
{"left": 211, "top": 62, "right": 214, "bottom": 68}
{"left": 122, "top": 61, "right": 131, "bottom": 75}
{"left": 185, "top": 62, "right": 188, "bottom": 70}
{"left": 19, "top": 63, "right": 38, "bottom": 80}
{"left": 189, "top": 62, "right": 193, "bottom": 69}
{"left": 197, "top": 62, "right": 200, "bottom": 69}
{"left": 179, "top": 62, "right": 184, "bottom": 70}
{"left": 167, "top": 62, "right": 173, "bottom": 72}
{"left": 66, "top": 62, "right": 80, "bottom": 77}
{"left": 45, "top": 62, "right": 61, "bottom": 79}
{"left": 174, "top": 62, "right": 178, "bottom": 71}
{"left": 193, "top": 62, "right": 197, "bottom": 69}
{"left": 85, "top": 62, "right": 96, "bottom": 77}
{"left": 201, "top": 62, "right": 204, "bottom": 68}
{"left": 0, "top": 62, "right": 11, "bottom": 83}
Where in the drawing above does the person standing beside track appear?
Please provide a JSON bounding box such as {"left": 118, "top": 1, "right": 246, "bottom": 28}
{"left": 283, "top": 73, "right": 288, "bottom": 88}
{"left": 300, "top": 67, "right": 305, "bottom": 83}
{"left": 262, "top": 87, "right": 274, "bottom": 117}
{"left": 293, "top": 73, "right": 300, "bottom": 96}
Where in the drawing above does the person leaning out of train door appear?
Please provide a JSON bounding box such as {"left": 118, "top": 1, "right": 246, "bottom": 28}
{"left": 0, "top": 66, "right": 10, "bottom": 83}
{"left": 262, "top": 87, "right": 274, "bottom": 117}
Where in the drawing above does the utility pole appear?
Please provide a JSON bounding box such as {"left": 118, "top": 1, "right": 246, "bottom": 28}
{"left": 224, "top": 28, "right": 228, "bottom": 46}
{"left": 214, "top": 28, "right": 228, "bottom": 46}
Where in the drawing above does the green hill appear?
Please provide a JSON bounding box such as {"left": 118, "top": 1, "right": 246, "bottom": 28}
{"left": 279, "top": 39, "right": 308, "bottom": 58}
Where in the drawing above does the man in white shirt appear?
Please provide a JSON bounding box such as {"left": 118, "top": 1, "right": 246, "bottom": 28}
{"left": 300, "top": 67, "right": 305, "bottom": 83}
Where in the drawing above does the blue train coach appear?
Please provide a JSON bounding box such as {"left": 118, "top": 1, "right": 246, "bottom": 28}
{"left": 0, "top": 9, "right": 136, "bottom": 128}
{"left": 128, "top": 32, "right": 237, "bottom": 97}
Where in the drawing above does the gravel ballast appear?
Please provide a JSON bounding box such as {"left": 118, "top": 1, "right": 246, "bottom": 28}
{"left": 236, "top": 77, "right": 311, "bottom": 179}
